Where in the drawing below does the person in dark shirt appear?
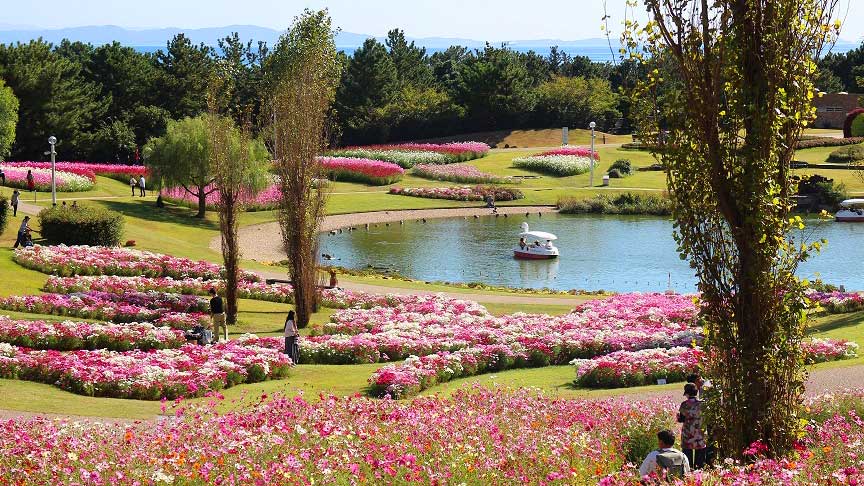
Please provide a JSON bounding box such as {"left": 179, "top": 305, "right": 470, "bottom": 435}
{"left": 209, "top": 288, "right": 227, "bottom": 342}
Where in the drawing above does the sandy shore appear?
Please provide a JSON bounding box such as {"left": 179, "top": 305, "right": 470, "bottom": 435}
{"left": 214, "top": 205, "right": 558, "bottom": 262}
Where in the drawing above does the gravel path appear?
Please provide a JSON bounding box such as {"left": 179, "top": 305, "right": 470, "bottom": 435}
{"left": 218, "top": 205, "right": 558, "bottom": 264}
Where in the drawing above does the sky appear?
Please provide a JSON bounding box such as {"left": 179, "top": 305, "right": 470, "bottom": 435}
{"left": 0, "top": 0, "right": 862, "bottom": 42}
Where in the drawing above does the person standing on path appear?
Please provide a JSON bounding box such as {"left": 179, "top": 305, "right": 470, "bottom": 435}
{"left": 138, "top": 175, "right": 146, "bottom": 197}
{"left": 10, "top": 189, "right": 19, "bottom": 217}
{"left": 678, "top": 382, "right": 708, "bottom": 469}
{"left": 283, "top": 310, "right": 299, "bottom": 364}
{"left": 209, "top": 288, "right": 227, "bottom": 342}
{"left": 26, "top": 170, "right": 34, "bottom": 193}
{"left": 130, "top": 176, "right": 138, "bottom": 196}
{"left": 0, "top": 167, "right": 5, "bottom": 186}
{"left": 13, "top": 216, "right": 31, "bottom": 248}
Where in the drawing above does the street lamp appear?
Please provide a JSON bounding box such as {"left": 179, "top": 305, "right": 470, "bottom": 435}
{"left": 48, "top": 136, "right": 57, "bottom": 206}
{"left": 588, "top": 122, "right": 596, "bottom": 187}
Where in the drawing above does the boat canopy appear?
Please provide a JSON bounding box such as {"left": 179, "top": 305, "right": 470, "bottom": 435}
{"left": 520, "top": 230, "right": 558, "bottom": 241}
{"left": 840, "top": 199, "right": 864, "bottom": 207}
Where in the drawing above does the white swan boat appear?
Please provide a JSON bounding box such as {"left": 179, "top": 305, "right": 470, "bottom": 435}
{"left": 835, "top": 199, "right": 864, "bottom": 222}
{"left": 514, "top": 223, "right": 559, "bottom": 260}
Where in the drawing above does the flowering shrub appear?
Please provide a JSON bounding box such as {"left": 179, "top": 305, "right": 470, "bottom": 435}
{"left": 389, "top": 185, "right": 524, "bottom": 201}
{"left": 803, "top": 338, "right": 859, "bottom": 363}
{"left": 0, "top": 292, "right": 208, "bottom": 328}
{"left": 412, "top": 163, "right": 513, "bottom": 184}
{"left": 806, "top": 289, "right": 864, "bottom": 314}
{"left": 0, "top": 165, "right": 94, "bottom": 192}
{"left": 0, "top": 316, "right": 185, "bottom": 351}
{"left": 512, "top": 154, "right": 594, "bottom": 176}
{"left": 1, "top": 161, "right": 147, "bottom": 182}
{"left": 162, "top": 183, "right": 282, "bottom": 212}
{"left": 538, "top": 146, "right": 600, "bottom": 158}
{"left": 0, "top": 341, "right": 291, "bottom": 400}
{"left": 572, "top": 347, "right": 703, "bottom": 388}
{"left": 13, "top": 245, "right": 260, "bottom": 281}
{"left": 318, "top": 156, "right": 404, "bottom": 185}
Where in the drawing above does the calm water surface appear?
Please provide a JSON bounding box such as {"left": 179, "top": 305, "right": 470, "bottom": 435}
{"left": 319, "top": 214, "right": 864, "bottom": 293}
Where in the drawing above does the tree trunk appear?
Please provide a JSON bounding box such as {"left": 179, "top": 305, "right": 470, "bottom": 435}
{"left": 221, "top": 199, "right": 239, "bottom": 325}
{"left": 196, "top": 190, "right": 207, "bottom": 218}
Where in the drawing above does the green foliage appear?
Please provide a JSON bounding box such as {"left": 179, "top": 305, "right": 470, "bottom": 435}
{"left": 609, "top": 158, "right": 633, "bottom": 176}
{"left": 38, "top": 205, "right": 124, "bottom": 246}
{"left": 0, "top": 79, "right": 18, "bottom": 160}
{"left": 797, "top": 137, "right": 864, "bottom": 149}
{"left": 0, "top": 39, "right": 108, "bottom": 159}
{"left": 628, "top": 0, "right": 839, "bottom": 457}
{"left": 144, "top": 115, "right": 215, "bottom": 217}
{"left": 86, "top": 119, "right": 137, "bottom": 163}
{"left": 852, "top": 116, "right": 864, "bottom": 138}
{"left": 558, "top": 193, "right": 672, "bottom": 215}
{"left": 455, "top": 45, "right": 536, "bottom": 129}
{"left": 152, "top": 34, "right": 214, "bottom": 119}
{"left": 336, "top": 38, "right": 399, "bottom": 143}
{"left": 533, "top": 76, "right": 619, "bottom": 129}
{"left": 827, "top": 144, "right": 864, "bottom": 163}
{"left": 0, "top": 196, "right": 7, "bottom": 235}
{"left": 385, "top": 29, "right": 433, "bottom": 88}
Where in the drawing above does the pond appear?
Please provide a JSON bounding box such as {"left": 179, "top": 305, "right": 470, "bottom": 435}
{"left": 319, "top": 213, "right": 864, "bottom": 293}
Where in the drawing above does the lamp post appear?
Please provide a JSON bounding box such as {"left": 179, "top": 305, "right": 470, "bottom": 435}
{"left": 48, "top": 136, "right": 57, "bottom": 206}
{"left": 588, "top": 121, "right": 596, "bottom": 187}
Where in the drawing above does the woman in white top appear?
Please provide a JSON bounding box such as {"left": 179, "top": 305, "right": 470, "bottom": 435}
{"left": 130, "top": 177, "right": 137, "bottom": 196}
{"left": 284, "top": 310, "right": 299, "bottom": 364}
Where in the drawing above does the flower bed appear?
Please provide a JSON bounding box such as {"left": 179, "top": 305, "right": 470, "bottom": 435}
{"left": 2, "top": 387, "right": 864, "bottom": 484}
{"left": 0, "top": 165, "right": 94, "bottom": 192}
{"left": 1, "top": 161, "right": 147, "bottom": 182}
{"left": 0, "top": 341, "right": 291, "bottom": 400}
{"left": 0, "top": 316, "right": 185, "bottom": 352}
{"left": 806, "top": 289, "right": 864, "bottom": 314}
{"left": 329, "top": 142, "right": 490, "bottom": 168}
{"left": 42, "top": 275, "right": 436, "bottom": 309}
{"left": 572, "top": 347, "right": 703, "bottom": 388}
{"left": 572, "top": 339, "right": 858, "bottom": 389}
{"left": 412, "top": 163, "right": 513, "bottom": 184}
{"left": 0, "top": 292, "right": 208, "bottom": 328}
{"left": 13, "top": 245, "right": 260, "bottom": 281}
{"left": 320, "top": 156, "right": 404, "bottom": 185}
{"left": 512, "top": 154, "right": 594, "bottom": 176}
{"left": 389, "top": 185, "right": 524, "bottom": 201}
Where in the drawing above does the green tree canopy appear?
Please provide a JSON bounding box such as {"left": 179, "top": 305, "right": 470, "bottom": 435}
{"left": 385, "top": 29, "right": 433, "bottom": 88}
{"left": 0, "top": 39, "right": 108, "bottom": 159}
{"left": 533, "top": 76, "right": 619, "bottom": 130}
{"left": 455, "top": 45, "right": 536, "bottom": 129}
{"left": 0, "top": 78, "right": 18, "bottom": 160}
{"left": 336, "top": 38, "right": 399, "bottom": 142}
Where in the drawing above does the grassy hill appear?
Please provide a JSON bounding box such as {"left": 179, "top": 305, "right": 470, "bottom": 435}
{"left": 415, "top": 128, "right": 632, "bottom": 148}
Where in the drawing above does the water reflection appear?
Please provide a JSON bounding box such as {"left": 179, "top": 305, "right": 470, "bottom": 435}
{"left": 319, "top": 214, "right": 864, "bottom": 292}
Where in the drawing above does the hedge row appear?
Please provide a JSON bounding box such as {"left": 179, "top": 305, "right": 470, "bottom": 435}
{"left": 797, "top": 137, "right": 864, "bottom": 149}
{"left": 38, "top": 206, "right": 125, "bottom": 246}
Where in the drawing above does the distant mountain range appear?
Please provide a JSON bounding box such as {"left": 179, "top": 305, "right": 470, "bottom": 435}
{"left": 0, "top": 25, "right": 858, "bottom": 60}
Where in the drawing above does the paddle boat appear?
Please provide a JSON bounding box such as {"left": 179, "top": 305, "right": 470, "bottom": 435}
{"left": 514, "top": 222, "right": 559, "bottom": 260}
{"left": 835, "top": 199, "right": 864, "bottom": 222}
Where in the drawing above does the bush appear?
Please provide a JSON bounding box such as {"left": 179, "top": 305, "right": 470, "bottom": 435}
{"left": 827, "top": 144, "right": 864, "bottom": 163}
{"left": 558, "top": 193, "right": 673, "bottom": 215}
{"left": 853, "top": 116, "right": 864, "bottom": 138}
{"left": 0, "top": 195, "right": 7, "bottom": 235}
{"left": 796, "top": 137, "right": 864, "bottom": 149}
{"left": 609, "top": 158, "right": 632, "bottom": 176}
{"left": 844, "top": 108, "right": 864, "bottom": 138}
{"left": 38, "top": 205, "right": 124, "bottom": 246}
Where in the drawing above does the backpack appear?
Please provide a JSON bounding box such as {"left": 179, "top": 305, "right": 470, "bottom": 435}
{"left": 655, "top": 449, "right": 685, "bottom": 479}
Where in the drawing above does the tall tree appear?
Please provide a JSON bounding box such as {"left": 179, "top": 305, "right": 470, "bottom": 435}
{"left": 207, "top": 77, "right": 270, "bottom": 325}
{"left": 628, "top": 0, "right": 839, "bottom": 457}
{"left": 455, "top": 44, "right": 535, "bottom": 129}
{"left": 217, "top": 33, "right": 269, "bottom": 127}
{"left": 0, "top": 39, "right": 107, "bottom": 159}
{"left": 144, "top": 116, "right": 216, "bottom": 218}
{"left": 0, "top": 78, "right": 18, "bottom": 160}
{"left": 153, "top": 34, "right": 214, "bottom": 119}
{"left": 385, "top": 29, "right": 433, "bottom": 88}
{"left": 533, "top": 76, "right": 619, "bottom": 129}
{"left": 266, "top": 9, "right": 341, "bottom": 329}
{"left": 336, "top": 38, "right": 398, "bottom": 143}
